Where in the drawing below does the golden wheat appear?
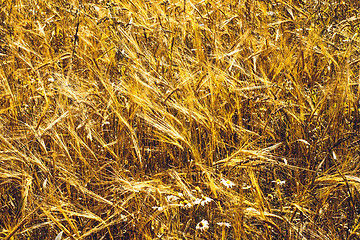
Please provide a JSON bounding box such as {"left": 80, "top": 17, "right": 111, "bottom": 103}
{"left": 1, "top": 0, "right": 360, "bottom": 239}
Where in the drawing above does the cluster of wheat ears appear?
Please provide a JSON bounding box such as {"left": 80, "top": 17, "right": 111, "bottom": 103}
{"left": 1, "top": 0, "right": 360, "bottom": 239}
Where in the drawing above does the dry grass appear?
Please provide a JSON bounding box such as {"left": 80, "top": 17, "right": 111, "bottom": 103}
{"left": 1, "top": 0, "right": 360, "bottom": 239}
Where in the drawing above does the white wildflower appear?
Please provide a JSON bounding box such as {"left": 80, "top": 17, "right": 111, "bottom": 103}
{"left": 216, "top": 222, "right": 231, "bottom": 228}
{"left": 152, "top": 206, "right": 164, "bottom": 211}
{"left": 193, "top": 198, "right": 202, "bottom": 205}
{"left": 196, "top": 219, "right": 209, "bottom": 232}
{"left": 180, "top": 200, "right": 192, "bottom": 209}
{"left": 272, "top": 179, "right": 286, "bottom": 186}
{"left": 200, "top": 196, "right": 213, "bottom": 206}
{"left": 221, "top": 178, "right": 235, "bottom": 188}
{"left": 165, "top": 195, "right": 179, "bottom": 202}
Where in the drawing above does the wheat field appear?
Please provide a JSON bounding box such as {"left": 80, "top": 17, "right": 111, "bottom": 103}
{"left": 1, "top": 0, "right": 360, "bottom": 239}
